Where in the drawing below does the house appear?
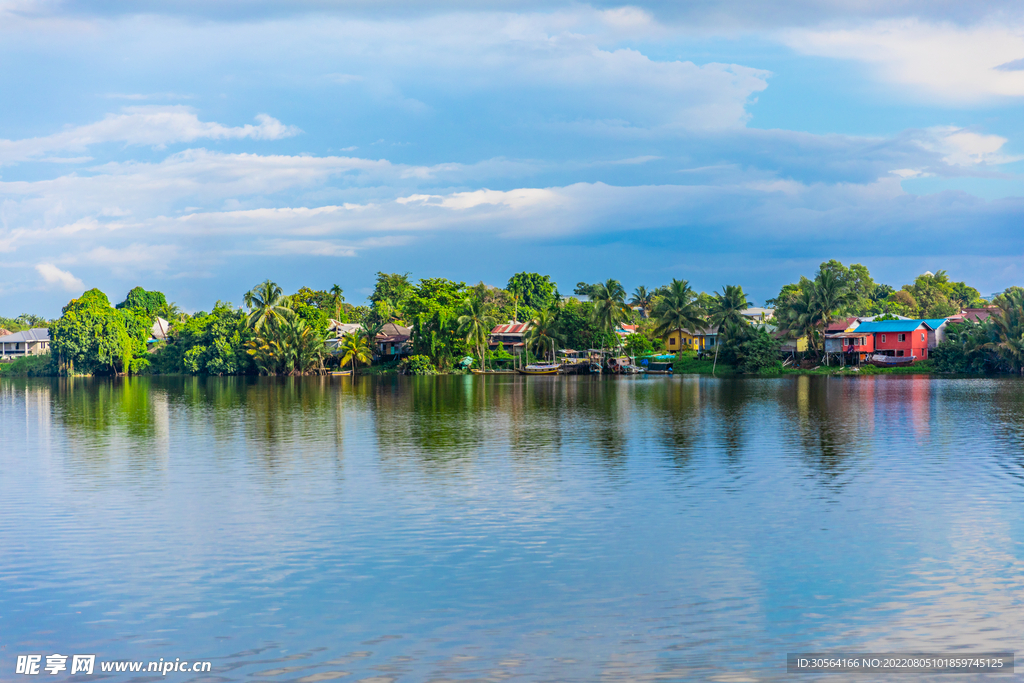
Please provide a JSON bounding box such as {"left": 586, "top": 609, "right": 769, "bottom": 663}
{"left": 151, "top": 317, "right": 171, "bottom": 341}
{"left": 835, "top": 331, "right": 875, "bottom": 362}
{"left": 0, "top": 328, "right": 51, "bottom": 358}
{"left": 489, "top": 321, "right": 531, "bottom": 354}
{"left": 948, "top": 307, "right": 999, "bottom": 324}
{"left": 664, "top": 327, "right": 718, "bottom": 353}
{"left": 923, "top": 318, "right": 950, "bottom": 349}
{"left": 375, "top": 322, "right": 412, "bottom": 358}
{"left": 824, "top": 317, "right": 859, "bottom": 336}
{"left": 851, "top": 320, "right": 932, "bottom": 360}
{"left": 615, "top": 324, "right": 638, "bottom": 341}
{"left": 740, "top": 307, "right": 774, "bottom": 323}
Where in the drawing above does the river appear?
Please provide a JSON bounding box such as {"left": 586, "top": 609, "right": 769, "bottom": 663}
{"left": 2, "top": 374, "right": 1023, "bottom": 681}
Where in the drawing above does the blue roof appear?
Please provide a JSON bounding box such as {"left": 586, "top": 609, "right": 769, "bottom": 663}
{"left": 923, "top": 318, "right": 948, "bottom": 328}
{"left": 854, "top": 320, "right": 933, "bottom": 333}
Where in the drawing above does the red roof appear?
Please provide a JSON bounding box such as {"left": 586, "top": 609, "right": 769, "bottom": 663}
{"left": 959, "top": 308, "right": 998, "bottom": 322}
{"left": 490, "top": 322, "right": 530, "bottom": 335}
{"left": 826, "top": 317, "right": 857, "bottom": 333}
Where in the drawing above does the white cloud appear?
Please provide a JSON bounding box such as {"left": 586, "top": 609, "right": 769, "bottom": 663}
{"left": 784, "top": 19, "right": 1024, "bottom": 102}
{"left": 35, "top": 263, "right": 84, "bottom": 291}
{"left": 0, "top": 107, "right": 300, "bottom": 165}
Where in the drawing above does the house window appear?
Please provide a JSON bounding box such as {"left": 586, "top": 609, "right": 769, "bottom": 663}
{"left": 921, "top": 333, "right": 925, "bottom": 341}
{"left": 859, "top": 337, "right": 865, "bottom": 346}
{"left": 881, "top": 334, "right": 886, "bottom": 343}
{"left": 896, "top": 350, "right": 905, "bottom": 357}
{"left": 898, "top": 333, "right": 906, "bottom": 342}
{"left": 669, "top": 337, "right": 677, "bottom": 346}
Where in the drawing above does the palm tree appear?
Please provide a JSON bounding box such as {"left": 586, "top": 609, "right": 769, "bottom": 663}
{"left": 630, "top": 286, "right": 653, "bottom": 318}
{"left": 811, "top": 269, "right": 857, "bottom": 332}
{"left": 329, "top": 284, "right": 345, "bottom": 320}
{"left": 243, "top": 280, "right": 292, "bottom": 332}
{"left": 708, "top": 285, "right": 750, "bottom": 375}
{"left": 524, "top": 308, "right": 565, "bottom": 362}
{"left": 989, "top": 289, "right": 1024, "bottom": 374}
{"left": 777, "top": 287, "right": 820, "bottom": 355}
{"left": 457, "top": 297, "right": 497, "bottom": 372}
{"left": 590, "top": 279, "right": 629, "bottom": 356}
{"left": 652, "top": 279, "right": 705, "bottom": 347}
{"left": 338, "top": 333, "right": 372, "bottom": 375}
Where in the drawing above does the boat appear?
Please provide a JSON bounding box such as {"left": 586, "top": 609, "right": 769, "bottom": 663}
{"left": 866, "top": 354, "right": 916, "bottom": 367}
{"left": 330, "top": 369, "right": 352, "bottom": 376}
{"left": 644, "top": 362, "right": 674, "bottom": 375}
{"left": 471, "top": 369, "right": 518, "bottom": 375}
{"left": 517, "top": 363, "right": 561, "bottom": 375}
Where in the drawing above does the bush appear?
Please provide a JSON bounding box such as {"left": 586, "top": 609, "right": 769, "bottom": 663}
{"left": 0, "top": 353, "right": 56, "bottom": 377}
{"left": 400, "top": 355, "right": 437, "bottom": 375}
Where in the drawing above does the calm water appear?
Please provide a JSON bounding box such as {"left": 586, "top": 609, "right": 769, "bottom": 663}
{"left": 3, "top": 375, "right": 1024, "bottom": 682}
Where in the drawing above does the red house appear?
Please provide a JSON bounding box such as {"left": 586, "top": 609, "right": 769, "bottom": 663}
{"left": 837, "top": 331, "right": 875, "bottom": 362}
{"left": 851, "top": 320, "right": 932, "bottom": 359}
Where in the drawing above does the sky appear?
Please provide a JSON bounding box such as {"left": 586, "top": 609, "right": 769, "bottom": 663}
{"left": 2, "top": 0, "right": 1024, "bottom": 315}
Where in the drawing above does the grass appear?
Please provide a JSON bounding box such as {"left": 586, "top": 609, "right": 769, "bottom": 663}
{"left": 780, "top": 360, "right": 935, "bottom": 376}
{"left": 672, "top": 354, "right": 737, "bottom": 376}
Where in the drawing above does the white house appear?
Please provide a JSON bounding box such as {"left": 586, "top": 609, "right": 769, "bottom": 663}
{"left": 0, "top": 328, "right": 50, "bottom": 358}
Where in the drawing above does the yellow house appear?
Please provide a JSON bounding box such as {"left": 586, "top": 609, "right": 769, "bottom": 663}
{"left": 664, "top": 328, "right": 718, "bottom": 353}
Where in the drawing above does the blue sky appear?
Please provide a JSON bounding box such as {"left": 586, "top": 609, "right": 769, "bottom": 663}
{"left": 3, "top": 1, "right": 1024, "bottom": 314}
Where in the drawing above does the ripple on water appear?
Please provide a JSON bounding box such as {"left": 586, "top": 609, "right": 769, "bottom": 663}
{"left": 3, "top": 375, "right": 1024, "bottom": 681}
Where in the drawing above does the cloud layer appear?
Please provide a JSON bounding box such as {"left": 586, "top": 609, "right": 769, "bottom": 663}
{"left": 0, "top": 3, "right": 1022, "bottom": 312}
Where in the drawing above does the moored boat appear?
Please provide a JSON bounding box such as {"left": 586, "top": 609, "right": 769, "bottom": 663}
{"left": 866, "top": 354, "right": 916, "bottom": 367}
{"left": 517, "top": 363, "right": 561, "bottom": 375}
{"left": 471, "top": 369, "right": 518, "bottom": 375}
{"left": 330, "top": 370, "right": 352, "bottom": 376}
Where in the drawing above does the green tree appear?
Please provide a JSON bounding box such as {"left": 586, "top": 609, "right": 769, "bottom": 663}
{"left": 116, "top": 286, "right": 168, "bottom": 320}
{"left": 589, "top": 279, "right": 628, "bottom": 352}
{"left": 457, "top": 297, "right": 497, "bottom": 371}
{"left": 506, "top": 272, "right": 557, "bottom": 311}
{"left": 524, "top": 308, "right": 564, "bottom": 362}
{"left": 629, "top": 286, "right": 653, "bottom": 318}
{"left": 707, "top": 285, "right": 750, "bottom": 375}
{"left": 651, "top": 279, "right": 705, "bottom": 344}
{"left": 406, "top": 278, "right": 469, "bottom": 370}
{"left": 337, "top": 333, "right": 372, "bottom": 375}
{"left": 243, "top": 280, "right": 292, "bottom": 332}
{"left": 51, "top": 289, "right": 149, "bottom": 375}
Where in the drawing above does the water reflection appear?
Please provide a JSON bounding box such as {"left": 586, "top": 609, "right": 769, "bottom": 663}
{"left": 4, "top": 374, "right": 1024, "bottom": 683}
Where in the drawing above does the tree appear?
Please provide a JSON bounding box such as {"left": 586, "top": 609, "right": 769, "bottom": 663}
{"left": 243, "top": 280, "right": 292, "bottom": 332}
{"left": 406, "top": 278, "right": 469, "bottom": 371}
{"left": 51, "top": 289, "right": 150, "bottom": 375}
{"left": 116, "top": 286, "right": 168, "bottom": 320}
{"left": 811, "top": 268, "right": 858, "bottom": 328}
{"left": 573, "top": 282, "right": 598, "bottom": 299}
{"left": 369, "top": 272, "right": 413, "bottom": 321}
{"left": 651, "top": 279, "right": 705, "bottom": 345}
{"left": 167, "top": 302, "right": 251, "bottom": 375}
{"left": 629, "top": 286, "right": 653, "bottom": 318}
{"left": 506, "top": 272, "right": 557, "bottom": 311}
{"left": 707, "top": 285, "right": 750, "bottom": 375}
{"left": 330, "top": 284, "right": 345, "bottom": 320}
{"left": 623, "top": 333, "right": 653, "bottom": 356}
{"left": 457, "top": 297, "right": 497, "bottom": 371}
{"left": 338, "top": 333, "right": 372, "bottom": 375}
{"left": 524, "top": 308, "right": 564, "bottom": 362}
{"left": 589, "top": 279, "right": 628, "bottom": 353}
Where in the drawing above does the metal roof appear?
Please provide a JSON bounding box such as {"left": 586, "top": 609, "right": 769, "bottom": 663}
{"left": 490, "top": 322, "right": 530, "bottom": 335}
{"left": 0, "top": 328, "right": 50, "bottom": 343}
{"left": 852, "top": 320, "right": 932, "bottom": 333}
{"left": 923, "top": 318, "right": 949, "bottom": 329}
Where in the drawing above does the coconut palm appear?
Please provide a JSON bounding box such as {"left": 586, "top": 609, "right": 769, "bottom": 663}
{"left": 652, "top": 279, "right": 705, "bottom": 343}
{"left": 708, "top": 285, "right": 750, "bottom": 375}
{"left": 329, "top": 284, "right": 345, "bottom": 320}
{"left": 630, "top": 286, "right": 653, "bottom": 318}
{"left": 590, "top": 279, "right": 629, "bottom": 353}
{"left": 243, "top": 280, "right": 292, "bottom": 332}
{"left": 988, "top": 289, "right": 1024, "bottom": 374}
{"left": 776, "top": 287, "right": 821, "bottom": 355}
{"left": 524, "top": 308, "right": 564, "bottom": 362}
{"left": 457, "top": 297, "right": 497, "bottom": 372}
{"left": 338, "top": 333, "right": 372, "bottom": 375}
{"left": 811, "top": 269, "right": 857, "bottom": 331}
